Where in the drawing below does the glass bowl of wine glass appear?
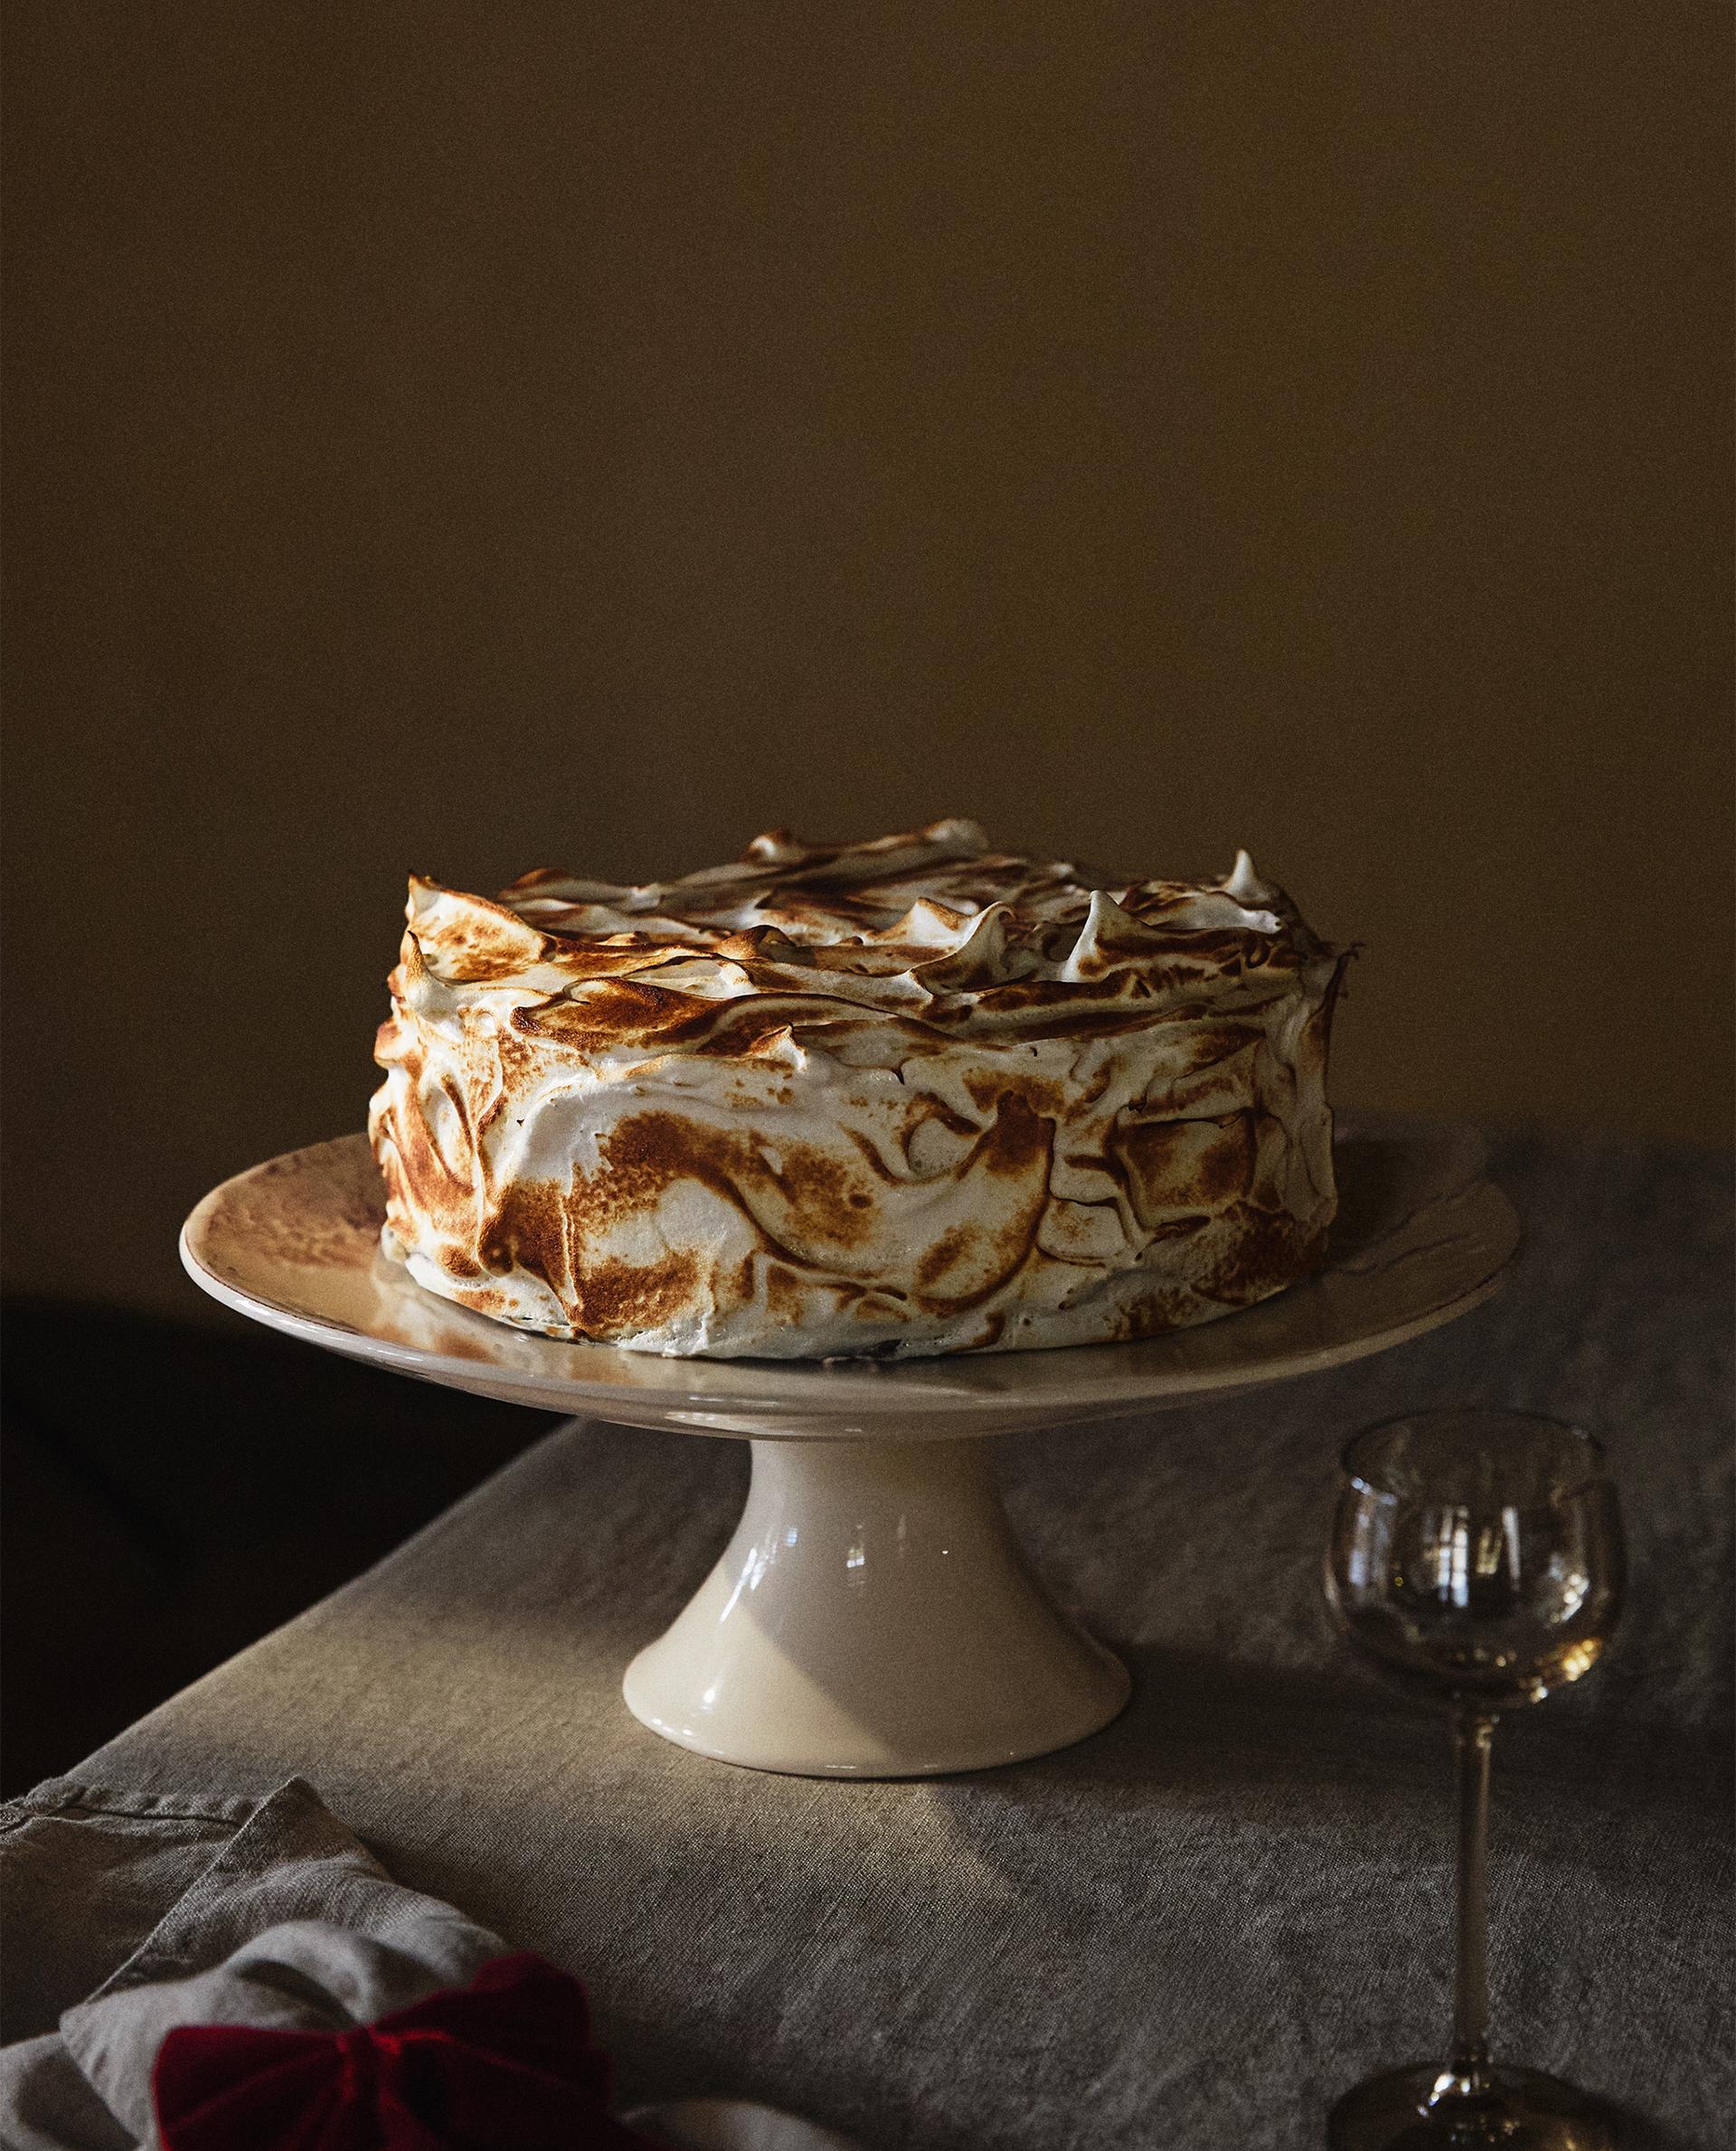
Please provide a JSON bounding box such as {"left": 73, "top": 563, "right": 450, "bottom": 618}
{"left": 1324, "top": 1409, "right": 1625, "bottom": 2149}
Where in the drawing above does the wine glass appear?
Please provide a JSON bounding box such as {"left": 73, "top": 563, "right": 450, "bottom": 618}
{"left": 1323, "top": 1410, "right": 1625, "bottom": 2148}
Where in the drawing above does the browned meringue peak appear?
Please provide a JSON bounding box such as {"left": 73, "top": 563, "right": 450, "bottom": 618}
{"left": 403, "top": 820, "right": 1330, "bottom": 1023}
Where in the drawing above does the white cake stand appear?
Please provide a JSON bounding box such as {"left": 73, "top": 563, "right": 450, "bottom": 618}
{"left": 180, "top": 1120, "right": 1518, "bottom": 1779}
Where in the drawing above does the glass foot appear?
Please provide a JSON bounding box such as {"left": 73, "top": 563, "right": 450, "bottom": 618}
{"left": 1328, "top": 2062, "right": 1617, "bottom": 2148}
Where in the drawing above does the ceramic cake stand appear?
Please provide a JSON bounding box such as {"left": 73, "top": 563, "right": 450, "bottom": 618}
{"left": 180, "top": 1120, "right": 1518, "bottom": 1779}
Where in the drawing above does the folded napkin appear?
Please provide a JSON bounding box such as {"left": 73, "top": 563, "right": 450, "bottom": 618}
{"left": 0, "top": 1777, "right": 640, "bottom": 2150}
{"left": 0, "top": 1777, "right": 861, "bottom": 2151}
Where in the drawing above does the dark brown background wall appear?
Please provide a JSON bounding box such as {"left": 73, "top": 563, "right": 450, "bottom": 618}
{"left": 5, "top": 4, "right": 1731, "bottom": 1319}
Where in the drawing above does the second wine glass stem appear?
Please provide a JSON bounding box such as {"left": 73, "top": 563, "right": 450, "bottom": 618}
{"left": 1445, "top": 1705, "right": 1496, "bottom": 2099}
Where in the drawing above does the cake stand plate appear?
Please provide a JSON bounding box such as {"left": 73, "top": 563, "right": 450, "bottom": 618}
{"left": 181, "top": 1120, "right": 1518, "bottom": 1778}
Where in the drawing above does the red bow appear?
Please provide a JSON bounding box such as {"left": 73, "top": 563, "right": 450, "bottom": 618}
{"left": 152, "top": 1952, "right": 652, "bottom": 2150}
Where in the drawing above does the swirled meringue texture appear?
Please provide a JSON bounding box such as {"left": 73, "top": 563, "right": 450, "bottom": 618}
{"left": 369, "top": 821, "right": 1348, "bottom": 1360}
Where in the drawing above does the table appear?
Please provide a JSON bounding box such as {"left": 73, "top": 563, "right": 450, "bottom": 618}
{"left": 61, "top": 1132, "right": 1736, "bottom": 2146}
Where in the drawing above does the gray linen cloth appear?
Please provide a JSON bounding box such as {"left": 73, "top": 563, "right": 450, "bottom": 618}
{"left": 0, "top": 1775, "right": 505, "bottom": 2149}
{"left": 27, "top": 1133, "right": 1736, "bottom": 2148}
{"left": 0, "top": 1779, "right": 851, "bottom": 2151}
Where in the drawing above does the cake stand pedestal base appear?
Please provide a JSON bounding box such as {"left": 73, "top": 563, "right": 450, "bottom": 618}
{"left": 622, "top": 1433, "right": 1131, "bottom": 1778}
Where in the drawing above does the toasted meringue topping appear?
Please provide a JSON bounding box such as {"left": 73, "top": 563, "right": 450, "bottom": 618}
{"left": 370, "top": 822, "right": 1347, "bottom": 1359}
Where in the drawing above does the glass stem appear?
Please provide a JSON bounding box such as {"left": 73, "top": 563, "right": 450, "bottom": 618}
{"left": 1445, "top": 1704, "right": 1496, "bottom": 2099}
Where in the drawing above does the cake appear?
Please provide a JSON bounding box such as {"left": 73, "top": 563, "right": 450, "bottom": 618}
{"left": 368, "top": 820, "right": 1347, "bottom": 1359}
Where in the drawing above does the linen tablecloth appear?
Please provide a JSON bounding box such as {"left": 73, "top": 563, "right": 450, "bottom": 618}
{"left": 30, "top": 1133, "right": 1736, "bottom": 2146}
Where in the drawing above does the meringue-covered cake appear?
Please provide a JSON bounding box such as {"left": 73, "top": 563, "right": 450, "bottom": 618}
{"left": 369, "top": 821, "right": 1347, "bottom": 1360}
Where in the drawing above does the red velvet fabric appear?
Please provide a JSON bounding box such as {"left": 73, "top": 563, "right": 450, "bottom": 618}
{"left": 152, "top": 1952, "right": 652, "bottom": 2149}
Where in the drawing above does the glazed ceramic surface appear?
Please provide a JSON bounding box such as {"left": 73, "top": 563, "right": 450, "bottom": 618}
{"left": 180, "top": 1120, "right": 1518, "bottom": 1440}
{"left": 179, "top": 1119, "right": 1518, "bottom": 1777}
{"left": 620, "top": 1434, "right": 1132, "bottom": 1776}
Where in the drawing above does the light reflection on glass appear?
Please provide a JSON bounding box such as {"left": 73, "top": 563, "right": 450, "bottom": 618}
{"left": 1429, "top": 1513, "right": 1472, "bottom": 1607}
